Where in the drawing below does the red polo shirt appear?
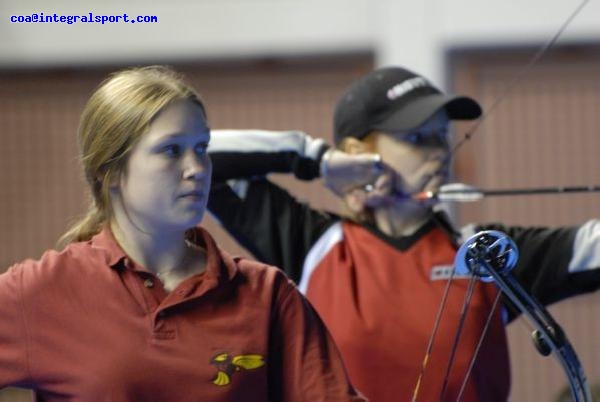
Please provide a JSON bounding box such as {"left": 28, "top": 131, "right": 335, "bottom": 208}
{"left": 0, "top": 227, "right": 364, "bottom": 402}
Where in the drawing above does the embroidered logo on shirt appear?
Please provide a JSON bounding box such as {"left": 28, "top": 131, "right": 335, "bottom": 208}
{"left": 430, "top": 264, "right": 472, "bottom": 281}
{"left": 210, "top": 352, "right": 265, "bottom": 386}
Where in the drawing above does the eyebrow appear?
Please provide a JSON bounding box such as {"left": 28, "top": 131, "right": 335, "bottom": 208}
{"left": 156, "top": 130, "right": 211, "bottom": 140}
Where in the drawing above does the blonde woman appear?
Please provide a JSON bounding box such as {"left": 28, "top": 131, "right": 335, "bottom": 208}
{"left": 0, "top": 66, "right": 365, "bottom": 402}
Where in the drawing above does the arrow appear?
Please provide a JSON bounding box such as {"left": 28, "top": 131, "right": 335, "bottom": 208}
{"left": 414, "top": 182, "right": 600, "bottom": 203}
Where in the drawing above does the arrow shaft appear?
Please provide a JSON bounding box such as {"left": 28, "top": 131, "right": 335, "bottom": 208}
{"left": 449, "top": 185, "right": 600, "bottom": 197}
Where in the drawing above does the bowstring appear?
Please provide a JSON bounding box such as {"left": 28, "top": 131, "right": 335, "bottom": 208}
{"left": 437, "top": 275, "right": 478, "bottom": 402}
{"left": 456, "top": 290, "right": 503, "bottom": 402}
{"left": 447, "top": 0, "right": 591, "bottom": 161}
{"left": 411, "top": 268, "right": 456, "bottom": 402}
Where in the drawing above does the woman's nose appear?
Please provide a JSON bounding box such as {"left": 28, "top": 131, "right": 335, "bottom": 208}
{"left": 183, "top": 151, "right": 210, "bottom": 180}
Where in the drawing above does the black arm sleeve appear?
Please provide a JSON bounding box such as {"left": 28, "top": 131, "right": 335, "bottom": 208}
{"left": 209, "top": 129, "right": 330, "bottom": 182}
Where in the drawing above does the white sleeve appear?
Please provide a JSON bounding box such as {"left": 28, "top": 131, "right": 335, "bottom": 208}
{"left": 569, "top": 219, "right": 600, "bottom": 273}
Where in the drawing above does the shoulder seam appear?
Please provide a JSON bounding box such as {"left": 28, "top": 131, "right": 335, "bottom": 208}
{"left": 298, "top": 222, "right": 344, "bottom": 293}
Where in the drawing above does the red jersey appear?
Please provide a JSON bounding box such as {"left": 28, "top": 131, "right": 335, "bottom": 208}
{"left": 302, "top": 221, "right": 509, "bottom": 402}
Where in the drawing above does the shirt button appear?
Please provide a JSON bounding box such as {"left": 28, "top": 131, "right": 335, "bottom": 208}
{"left": 143, "top": 279, "right": 154, "bottom": 288}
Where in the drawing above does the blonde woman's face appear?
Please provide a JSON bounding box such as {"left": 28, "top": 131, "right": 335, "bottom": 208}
{"left": 116, "top": 99, "right": 211, "bottom": 231}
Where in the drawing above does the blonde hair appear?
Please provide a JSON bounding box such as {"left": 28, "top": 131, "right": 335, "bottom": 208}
{"left": 58, "top": 66, "right": 206, "bottom": 248}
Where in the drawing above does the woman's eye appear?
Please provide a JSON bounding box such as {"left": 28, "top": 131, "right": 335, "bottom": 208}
{"left": 407, "top": 132, "right": 423, "bottom": 144}
{"left": 161, "top": 144, "right": 181, "bottom": 157}
{"left": 194, "top": 143, "right": 209, "bottom": 155}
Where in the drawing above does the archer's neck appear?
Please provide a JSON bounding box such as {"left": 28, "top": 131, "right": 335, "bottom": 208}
{"left": 373, "top": 202, "right": 433, "bottom": 238}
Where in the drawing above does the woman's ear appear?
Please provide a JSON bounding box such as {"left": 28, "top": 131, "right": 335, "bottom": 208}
{"left": 97, "top": 169, "right": 120, "bottom": 190}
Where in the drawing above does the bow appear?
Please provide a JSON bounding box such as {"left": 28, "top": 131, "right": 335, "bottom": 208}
{"left": 410, "top": 1, "right": 595, "bottom": 400}
{"left": 455, "top": 230, "right": 593, "bottom": 402}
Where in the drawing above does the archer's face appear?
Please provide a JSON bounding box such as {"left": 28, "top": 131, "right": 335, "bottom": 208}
{"left": 114, "top": 99, "right": 212, "bottom": 233}
{"left": 366, "top": 109, "right": 451, "bottom": 196}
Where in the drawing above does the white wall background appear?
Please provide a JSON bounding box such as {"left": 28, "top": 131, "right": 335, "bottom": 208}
{"left": 2, "top": 0, "right": 599, "bottom": 86}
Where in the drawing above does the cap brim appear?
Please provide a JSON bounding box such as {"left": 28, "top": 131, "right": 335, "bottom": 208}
{"left": 373, "top": 94, "right": 482, "bottom": 132}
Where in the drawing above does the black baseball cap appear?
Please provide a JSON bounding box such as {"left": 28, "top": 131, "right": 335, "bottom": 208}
{"left": 333, "top": 66, "right": 482, "bottom": 145}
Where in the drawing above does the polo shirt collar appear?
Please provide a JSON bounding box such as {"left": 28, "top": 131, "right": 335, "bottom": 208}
{"left": 90, "top": 225, "right": 127, "bottom": 268}
{"left": 90, "top": 226, "right": 239, "bottom": 283}
{"left": 194, "top": 226, "right": 239, "bottom": 283}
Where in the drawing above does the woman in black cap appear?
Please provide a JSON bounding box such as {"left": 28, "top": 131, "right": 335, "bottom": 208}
{"left": 208, "top": 66, "right": 600, "bottom": 402}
